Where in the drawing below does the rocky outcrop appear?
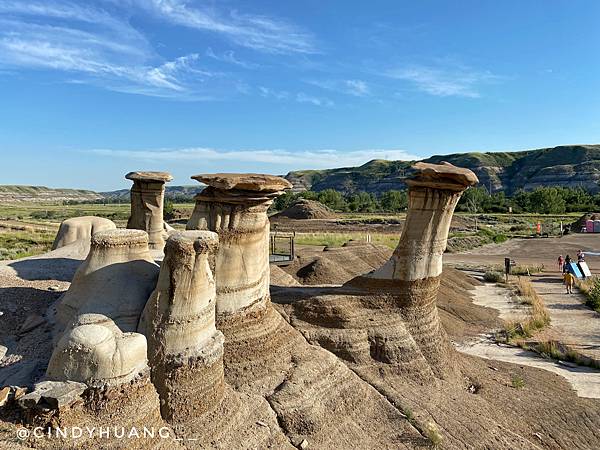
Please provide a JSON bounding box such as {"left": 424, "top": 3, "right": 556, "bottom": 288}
{"left": 48, "top": 229, "right": 158, "bottom": 387}
{"left": 126, "top": 171, "right": 173, "bottom": 250}
{"left": 54, "top": 229, "right": 159, "bottom": 335}
{"left": 279, "top": 162, "right": 478, "bottom": 381}
{"left": 51, "top": 216, "right": 116, "bottom": 250}
{"left": 140, "top": 231, "right": 225, "bottom": 424}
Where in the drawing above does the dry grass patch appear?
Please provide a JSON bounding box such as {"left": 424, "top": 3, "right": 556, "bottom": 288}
{"left": 500, "top": 277, "right": 550, "bottom": 342}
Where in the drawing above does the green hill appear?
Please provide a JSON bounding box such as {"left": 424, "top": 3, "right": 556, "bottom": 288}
{"left": 285, "top": 144, "right": 600, "bottom": 194}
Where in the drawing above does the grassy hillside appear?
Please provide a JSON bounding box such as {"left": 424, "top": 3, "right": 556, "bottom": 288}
{"left": 285, "top": 144, "right": 600, "bottom": 194}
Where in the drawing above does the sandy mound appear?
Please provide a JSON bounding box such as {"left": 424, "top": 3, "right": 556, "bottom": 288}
{"left": 273, "top": 199, "right": 337, "bottom": 220}
{"left": 270, "top": 265, "right": 300, "bottom": 286}
{"left": 284, "top": 243, "right": 392, "bottom": 285}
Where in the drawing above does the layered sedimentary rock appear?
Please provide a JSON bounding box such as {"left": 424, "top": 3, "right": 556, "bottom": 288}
{"left": 126, "top": 171, "right": 173, "bottom": 250}
{"left": 48, "top": 229, "right": 158, "bottom": 387}
{"left": 54, "top": 229, "right": 159, "bottom": 334}
{"left": 276, "top": 162, "right": 478, "bottom": 381}
{"left": 51, "top": 216, "right": 116, "bottom": 250}
{"left": 187, "top": 173, "right": 291, "bottom": 315}
{"left": 140, "top": 231, "right": 225, "bottom": 425}
{"left": 186, "top": 173, "right": 300, "bottom": 386}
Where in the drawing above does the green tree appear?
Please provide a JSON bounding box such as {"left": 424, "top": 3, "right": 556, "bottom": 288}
{"left": 317, "top": 189, "right": 348, "bottom": 211}
{"left": 528, "top": 187, "right": 566, "bottom": 214}
{"left": 273, "top": 191, "right": 299, "bottom": 211}
{"left": 379, "top": 190, "right": 408, "bottom": 212}
{"left": 347, "top": 191, "right": 378, "bottom": 212}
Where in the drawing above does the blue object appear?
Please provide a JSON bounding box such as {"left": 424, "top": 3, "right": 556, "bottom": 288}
{"left": 567, "top": 262, "right": 583, "bottom": 278}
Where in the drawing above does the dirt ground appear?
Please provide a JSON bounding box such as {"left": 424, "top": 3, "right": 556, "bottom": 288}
{"left": 1, "top": 239, "right": 600, "bottom": 448}
{"left": 445, "top": 232, "right": 600, "bottom": 272}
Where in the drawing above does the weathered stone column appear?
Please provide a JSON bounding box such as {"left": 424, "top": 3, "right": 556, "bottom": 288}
{"left": 139, "top": 230, "right": 225, "bottom": 424}
{"left": 126, "top": 171, "right": 173, "bottom": 250}
{"left": 186, "top": 173, "right": 292, "bottom": 316}
{"left": 48, "top": 229, "right": 160, "bottom": 386}
{"left": 55, "top": 229, "right": 159, "bottom": 334}
{"left": 186, "top": 174, "right": 295, "bottom": 385}
{"left": 348, "top": 162, "right": 478, "bottom": 378}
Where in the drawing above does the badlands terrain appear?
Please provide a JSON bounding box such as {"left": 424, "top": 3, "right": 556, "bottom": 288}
{"left": 0, "top": 164, "right": 599, "bottom": 449}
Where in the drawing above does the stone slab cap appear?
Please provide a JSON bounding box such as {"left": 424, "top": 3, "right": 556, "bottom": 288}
{"left": 407, "top": 161, "right": 479, "bottom": 191}
{"left": 126, "top": 171, "right": 173, "bottom": 182}
{"left": 191, "top": 173, "right": 292, "bottom": 192}
{"left": 92, "top": 228, "right": 149, "bottom": 247}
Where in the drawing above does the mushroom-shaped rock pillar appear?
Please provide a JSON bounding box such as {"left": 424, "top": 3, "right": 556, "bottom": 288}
{"left": 348, "top": 161, "right": 478, "bottom": 377}
{"left": 186, "top": 174, "right": 295, "bottom": 384}
{"left": 186, "top": 173, "right": 292, "bottom": 316}
{"left": 139, "top": 230, "right": 224, "bottom": 425}
{"left": 126, "top": 171, "right": 173, "bottom": 250}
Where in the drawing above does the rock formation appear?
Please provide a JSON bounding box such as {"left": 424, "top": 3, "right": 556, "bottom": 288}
{"left": 186, "top": 173, "right": 300, "bottom": 385}
{"left": 51, "top": 216, "right": 116, "bottom": 250}
{"left": 140, "top": 230, "right": 225, "bottom": 424}
{"left": 277, "top": 161, "right": 478, "bottom": 381}
{"left": 126, "top": 171, "right": 173, "bottom": 250}
{"left": 48, "top": 229, "right": 159, "bottom": 386}
{"left": 187, "top": 173, "right": 291, "bottom": 315}
{"left": 54, "top": 229, "right": 159, "bottom": 335}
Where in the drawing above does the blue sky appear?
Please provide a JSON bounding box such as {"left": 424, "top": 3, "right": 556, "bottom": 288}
{"left": 1, "top": 0, "right": 599, "bottom": 190}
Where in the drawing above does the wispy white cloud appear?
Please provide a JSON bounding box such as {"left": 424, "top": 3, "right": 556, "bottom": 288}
{"left": 88, "top": 147, "right": 423, "bottom": 169}
{"left": 206, "top": 47, "right": 257, "bottom": 69}
{"left": 258, "top": 87, "right": 333, "bottom": 107}
{"left": 385, "top": 63, "right": 501, "bottom": 98}
{"left": 296, "top": 92, "right": 334, "bottom": 107}
{"left": 0, "top": 2, "right": 237, "bottom": 99}
{"left": 134, "top": 0, "right": 316, "bottom": 54}
{"left": 307, "top": 78, "right": 370, "bottom": 97}
{"left": 258, "top": 86, "right": 290, "bottom": 100}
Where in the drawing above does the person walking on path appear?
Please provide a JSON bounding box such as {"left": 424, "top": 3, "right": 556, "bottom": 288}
{"left": 564, "top": 254, "right": 571, "bottom": 272}
{"left": 558, "top": 254, "right": 564, "bottom": 272}
{"left": 563, "top": 271, "right": 575, "bottom": 294}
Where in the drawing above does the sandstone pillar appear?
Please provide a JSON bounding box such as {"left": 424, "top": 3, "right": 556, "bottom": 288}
{"left": 186, "top": 173, "right": 292, "bottom": 316}
{"left": 349, "top": 162, "right": 478, "bottom": 377}
{"left": 126, "top": 171, "right": 173, "bottom": 250}
{"left": 48, "top": 229, "right": 159, "bottom": 386}
{"left": 139, "top": 230, "right": 225, "bottom": 423}
{"left": 54, "top": 229, "right": 159, "bottom": 334}
{"left": 186, "top": 174, "right": 295, "bottom": 385}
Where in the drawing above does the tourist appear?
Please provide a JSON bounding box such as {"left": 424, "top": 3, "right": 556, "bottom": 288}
{"left": 563, "top": 271, "right": 575, "bottom": 294}
{"left": 578, "top": 249, "right": 585, "bottom": 262}
{"left": 564, "top": 254, "right": 571, "bottom": 272}
{"left": 557, "top": 254, "right": 564, "bottom": 272}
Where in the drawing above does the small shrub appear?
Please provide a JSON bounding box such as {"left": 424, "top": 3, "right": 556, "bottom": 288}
{"left": 424, "top": 422, "right": 443, "bottom": 447}
{"left": 511, "top": 374, "right": 525, "bottom": 389}
{"left": 483, "top": 271, "right": 503, "bottom": 282}
{"left": 584, "top": 277, "right": 600, "bottom": 312}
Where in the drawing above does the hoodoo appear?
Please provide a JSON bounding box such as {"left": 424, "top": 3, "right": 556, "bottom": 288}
{"left": 48, "top": 229, "right": 159, "bottom": 384}
{"left": 126, "top": 171, "right": 173, "bottom": 250}
{"left": 281, "top": 161, "right": 478, "bottom": 381}
{"left": 54, "top": 229, "right": 159, "bottom": 335}
{"left": 51, "top": 216, "right": 116, "bottom": 250}
{"left": 349, "top": 161, "right": 479, "bottom": 376}
{"left": 140, "top": 230, "right": 225, "bottom": 424}
{"left": 187, "top": 173, "right": 297, "bottom": 384}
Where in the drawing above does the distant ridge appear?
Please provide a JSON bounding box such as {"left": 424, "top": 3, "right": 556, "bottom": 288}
{"left": 100, "top": 185, "right": 203, "bottom": 201}
{"left": 0, "top": 185, "right": 102, "bottom": 203}
{"left": 284, "top": 144, "right": 600, "bottom": 194}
